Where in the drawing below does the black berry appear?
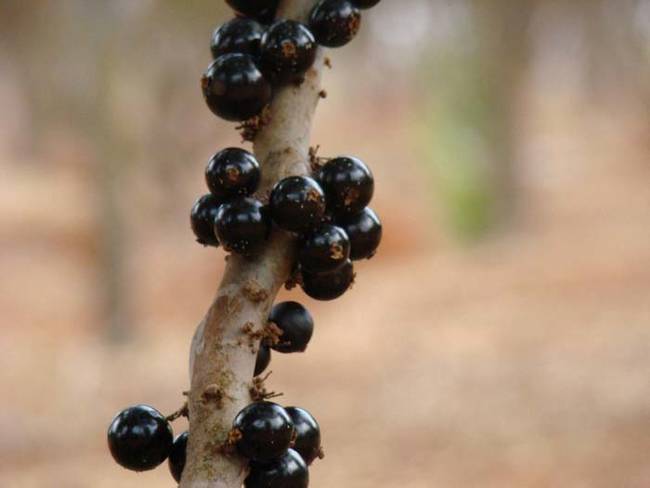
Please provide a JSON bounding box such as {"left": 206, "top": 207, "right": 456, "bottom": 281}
{"left": 202, "top": 53, "right": 272, "bottom": 122}
{"left": 227, "top": 0, "right": 279, "bottom": 20}
{"left": 285, "top": 407, "right": 321, "bottom": 465}
{"left": 214, "top": 197, "right": 270, "bottom": 256}
{"left": 107, "top": 405, "right": 173, "bottom": 472}
{"left": 301, "top": 259, "right": 354, "bottom": 301}
{"left": 317, "top": 156, "right": 374, "bottom": 216}
{"left": 260, "top": 20, "right": 317, "bottom": 84}
{"left": 190, "top": 194, "right": 222, "bottom": 247}
{"left": 299, "top": 224, "right": 350, "bottom": 273}
{"left": 270, "top": 176, "right": 326, "bottom": 233}
{"left": 168, "top": 431, "right": 188, "bottom": 483}
{"left": 233, "top": 401, "right": 295, "bottom": 462}
{"left": 351, "top": 0, "right": 380, "bottom": 8}
{"left": 211, "top": 17, "right": 265, "bottom": 59}
{"left": 245, "top": 449, "right": 309, "bottom": 488}
{"left": 255, "top": 342, "right": 271, "bottom": 376}
{"left": 206, "top": 148, "right": 261, "bottom": 200}
{"left": 269, "top": 301, "right": 314, "bottom": 353}
{"left": 309, "top": 0, "right": 361, "bottom": 48}
{"left": 337, "top": 207, "right": 382, "bottom": 260}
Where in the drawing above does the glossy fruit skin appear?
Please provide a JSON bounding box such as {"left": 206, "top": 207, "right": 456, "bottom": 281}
{"left": 284, "top": 407, "right": 321, "bottom": 465}
{"left": 107, "top": 405, "right": 173, "bottom": 472}
{"left": 190, "top": 194, "right": 222, "bottom": 247}
{"left": 202, "top": 53, "right": 272, "bottom": 122}
{"left": 168, "top": 431, "right": 188, "bottom": 483}
{"left": 255, "top": 342, "right": 271, "bottom": 376}
{"left": 269, "top": 301, "right": 314, "bottom": 353}
{"left": 270, "top": 176, "right": 326, "bottom": 233}
{"left": 351, "top": 0, "right": 380, "bottom": 8}
{"left": 299, "top": 224, "right": 350, "bottom": 273}
{"left": 227, "top": 0, "right": 279, "bottom": 20}
{"left": 309, "top": 0, "right": 361, "bottom": 48}
{"left": 245, "top": 449, "right": 309, "bottom": 488}
{"left": 317, "top": 156, "right": 374, "bottom": 216}
{"left": 336, "top": 207, "right": 382, "bottom": 260}
{"left": 233, "top": 402, "right": 295, "bottom": 462}
{"left": 301, "top": 259, "right": 354, "bottom": 301}
{"left": 214, "top": 197, "right": 270, "bottom": 256}
{"left": 260, "top": 20, "right": 317, "bottom": 84}
{"left": 206, "top": 148, "right": 261, "bottom": 200}
{"left": 211, "top": 17, "right": 265, "bottom": 59}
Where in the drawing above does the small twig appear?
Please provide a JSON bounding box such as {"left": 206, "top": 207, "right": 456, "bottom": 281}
{"left": 166, "top": 402, "right": 189, "bottom": 422}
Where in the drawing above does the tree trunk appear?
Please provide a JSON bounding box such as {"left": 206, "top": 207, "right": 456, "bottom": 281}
{"left": 180, "top": 1, "right": 323, "bottom": 486}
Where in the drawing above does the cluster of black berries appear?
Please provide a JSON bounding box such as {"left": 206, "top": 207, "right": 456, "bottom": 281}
{"left": 233, "top": 402, "right": 321, "bottom": 487}
{"left": 106, "top": 403, "right": 320, "bottom": 488}
{"left": 106, "top": 301, "right": 320, "bottom": 487}
{"left": 191, "top": 147, "right": 270, "bottom": 255}
{"left": 191, "top": 151, "right": 382, "bottom": 301}
{"left": 237, "top": 302, "right": 320, "bottom": 487}
{"left": 203, "top": 0, "right": 381, "bottom": 122}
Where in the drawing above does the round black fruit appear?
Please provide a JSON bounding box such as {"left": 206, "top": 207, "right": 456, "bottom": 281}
{"left": 260, "top": 20, "right": 317, "bottom": 84}
{"left": 269, "top": 301, "right": 314, "bottom": 353}
{"left": 309, "top": 0, "right": 361, "bottom": 48}
{"left": 299, "top": 224, "right": 350, "bottom": 273}
{"left": 255, "top": 342, "right": 271, "bottom": 376}
{"left": 205, "top": 147, "right": 261, "bottom": 200}
{"left": 211, "top": 17, "right": 265, "bottom": 59}
{"left": 317, "top": 156, "right": 374, "bottom": 216}
{"left": 285, "top": 407, "right": 321, "bottom": 465}
{"left": 337, "top": 207, "right": 382, "bottom": 260}
{"left": 168, "top": 431, "right": 188, "bottom": 483}
{"left": 301, "top": 259, "right": 354, "bottom": 301}
{"left": 245, "top": 449, "right": 309, "bottom": 488}
{"left": 202, "top": 53, "right": 272, "bottom": 122}
{"left": 227, "top": 0, "right": 279, "bottom": 20}
{"left": 269, "top": 176, "right": 326, "bottom": 233}
{"left": 233, "top": 402, "right": 295, "bottom": 462}
{"left": 190, "top": 194, "right": 222, "bottom": 247}
{"left": 351, "top": 0, "right": 380, "bottom": 8}
{"left": 214, "top": 197, "right": 270, "bottom": 256}
{"left": 107, "top": 405, "right": 173, "bottom": 472}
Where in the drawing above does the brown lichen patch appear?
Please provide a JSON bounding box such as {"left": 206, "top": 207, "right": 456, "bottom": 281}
{"left": 226, "top": 428, "right": 243, "bottom": 446}
{"left": 236, "top": 105, "right": 271, "bottom": 142}
{"left": 348, "top": 13, "right": 361, "bottom": 36}
{"left": 242, "top": 321, "right": 283, "bottom": 350}
{"left": 250, "top": 371, "right": 283, "bottom": 401}
{"left": 285, "top": 267, "right": 304, "bottom": 290}
{"left": 306, "top": 188, "right": 322, "bottom": 203}
{"left": 330, "top": 242, "right": 345, "bottom": 260}
{"left": 343, "top": 187, "right": 360, "bottom": 207}
{"left": 281, "top": 40, "right": 298, "bottom": 58}
{"left": 225, "top": 166, "right": 241, "bottom": 183}
{"left": 243, "top": 279, "right": 269, "bottom": 303}
{"left": 317, "top": 446, "right": 325, "bottom": 460}
{"left": 201, "top": 384, "right": 226, "bottom": 408}
{"left": 319, "top": 89, "right": 328, "bottom": 99}
{"left": 324, "top": 56, "right": 332, "bottom": 69}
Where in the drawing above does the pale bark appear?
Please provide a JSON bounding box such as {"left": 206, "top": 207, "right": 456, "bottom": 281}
{"left": 181, "top": 1, "right": 323, "bottom": 486}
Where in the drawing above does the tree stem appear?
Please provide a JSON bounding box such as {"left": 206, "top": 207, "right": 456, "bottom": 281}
{"left": 181, "top": 1, "right": 323, "bottom": 486}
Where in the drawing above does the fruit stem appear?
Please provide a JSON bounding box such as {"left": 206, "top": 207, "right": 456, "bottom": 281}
{"left": 181, "top": 1, "right": 324, "bottom": 487}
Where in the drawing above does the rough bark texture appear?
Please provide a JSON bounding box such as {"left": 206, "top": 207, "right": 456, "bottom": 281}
{"left": 181, "top": 1, "right": 323, "bottom": 487}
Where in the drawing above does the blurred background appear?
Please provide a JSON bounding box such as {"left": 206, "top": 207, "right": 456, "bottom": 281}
{"left": 1, "top": 0, "right": 649, "bottom": 486}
